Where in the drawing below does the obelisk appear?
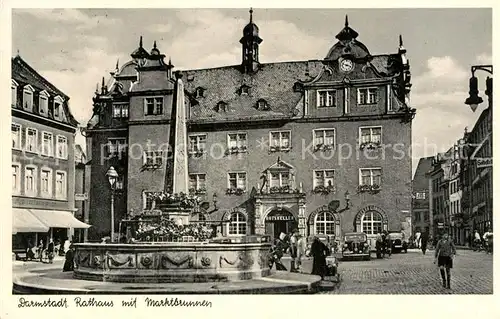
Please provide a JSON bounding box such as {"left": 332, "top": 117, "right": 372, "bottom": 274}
{"left": 172, "top": 72, "right": 189, "bottom": 194}
{"left": 166, "top": 71, "right": 190, "bottom": 225}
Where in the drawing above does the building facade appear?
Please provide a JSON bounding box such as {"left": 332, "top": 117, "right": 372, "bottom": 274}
{"left": 461, "top": 106, "right": 492, "bottom": 237}
{"left": 85, "top": 14, "right": 415, "bottom": 245}
{"left": 412, "top": 156, "right": 433, "bottom": 236}
{"left": 11, "top": 56, "right": 88, "bottom": 252}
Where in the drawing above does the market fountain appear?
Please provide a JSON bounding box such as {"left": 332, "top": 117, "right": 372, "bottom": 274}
{"left": 71, "top": 72, "right": 272, "bottom": 284}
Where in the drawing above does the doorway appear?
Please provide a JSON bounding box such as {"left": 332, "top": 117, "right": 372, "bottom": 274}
{"left": 264, "top": 209, "right": 297, "bottom": 241}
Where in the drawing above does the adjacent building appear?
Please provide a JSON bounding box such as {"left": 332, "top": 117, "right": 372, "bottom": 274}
{"left": 411, "top": 156, "right": 433, "bottom": 236}
{"left": 11, "top": 56, "right": 89, "bottom": 252}
{"left": 461, "top": 106, "right": 492, "bottom": 237}
{"left": 85, "top": 13, "right": 415, "bottom": 245}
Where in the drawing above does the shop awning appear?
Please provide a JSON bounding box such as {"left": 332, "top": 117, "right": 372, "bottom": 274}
{"left": 12, "top": 208, "right": 50, "bottom": 234}
{"left": 29, "top": 209, "right": 91, "bottom": 229}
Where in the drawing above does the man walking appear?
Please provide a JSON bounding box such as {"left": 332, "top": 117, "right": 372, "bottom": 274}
{"left": 421, "top": 231, "right": 428, "bottom": 255}
{"left": 434, "top": 233, "right": 456, "bottom": 289}
{"left": 289, "top": 229, "right": 298, "bottom": 272}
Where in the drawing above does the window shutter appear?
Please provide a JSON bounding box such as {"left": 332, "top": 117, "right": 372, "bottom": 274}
{"left": 143, "top": 98, "right": 147, "bottom": 115}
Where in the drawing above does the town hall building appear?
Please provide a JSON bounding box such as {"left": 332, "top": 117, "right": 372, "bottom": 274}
{"left": 84, "top": 12, "right": 415, "bottom": 246}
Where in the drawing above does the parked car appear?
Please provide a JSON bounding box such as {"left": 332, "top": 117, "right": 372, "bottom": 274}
{"left": 389, "top": 232, "right": 408, "bottom": 253}
{"left": 342, "top": 232, "right": 371, "bottom": 261}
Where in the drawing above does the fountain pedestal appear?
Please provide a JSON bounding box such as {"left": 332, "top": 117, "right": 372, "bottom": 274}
{"left": 73, "top": 237, "right": 272, "bottom": 283}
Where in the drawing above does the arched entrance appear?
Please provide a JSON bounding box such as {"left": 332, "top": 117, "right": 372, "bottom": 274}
{"left": 264, "top": 209, "right": 297, "bottom": 240}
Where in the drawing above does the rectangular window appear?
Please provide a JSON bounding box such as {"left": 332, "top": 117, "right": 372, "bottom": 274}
{"left": 11, "top": 85, "right": 17, "bottom": 107}
{"left": 55, "top": 171, "right": 67, "bottom": 199}
{"left": 39, "top": 96, "right": 48, "bottom": 115}
{"left": 25, "top": 167, "right": 37, "bottom": 195}
{"left": 12, "top": 124, "right": 21, "bottom": 149}
{"left": 313, "top": 129, "right": 336, "bottom": 148}
{"left": 41, "top": 169, "right": 52, "bottom": 197}
{"left": 189, "top": 173, "right": 206, "bottom": 193}
{"left": 317, "top": 90, "right": 336, "bottom": 107}
{"left": 23, "top": 89, "right": 33, "bottom": 110}
{"left": 108, "top": 138, "right": 127, "bottom": 158}
{"left": 113, "top": 103, "right": 129, "bottom": 118}
{"left": 54, "top": 102, "right": 60, "bottom": 118}
{"left": 188, "top": 134, "right": 207, "bottom": 154}
{"left": 313, "top": 170, "right": 335, "bottom": 188}
{"left": 56, "top": 135, "right": 68, "bottom": 159}
{"left": 360, "top": 168, "right": 382, "bottom": 186}
{"left": 357, "top": 88, "right": 378, "bottom": 105}
{"left": 269, "top": 172, "right": 290, "bottom": 188}
{"left": 228, "top": 172, "right": 247, "bottom": 191}
{"left": 145, "top": 97, "right": 163, "bottom": 115}
{"left": 359, "top": 126, "right": 382, "bottom": 145}
{"left": 270, "top": 131, "right": 291, "bottom": 150}
{"left": 42, "top": 132, "right": 53, "bottom": 156}
{"left": 12, "top": 164, "right": 20, "bottom": 194}
{"left": 144, "top": 151, "right": 163, "bottom": 167}
{"left": 228, "top": 133, "right": 247, "bottom": 149}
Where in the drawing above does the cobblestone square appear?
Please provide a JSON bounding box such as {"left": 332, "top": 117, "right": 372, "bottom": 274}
{"left": 286, "top": 249, "right": 493, "bottom": 294}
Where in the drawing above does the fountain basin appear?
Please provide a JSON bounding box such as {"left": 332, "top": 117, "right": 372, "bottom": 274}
{"left": 73, "top": 238, "right": 272, "bottom": 283}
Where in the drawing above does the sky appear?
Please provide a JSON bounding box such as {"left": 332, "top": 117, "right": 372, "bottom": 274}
{"left": 11, "top": 8, "right": 492, "bottom": 175}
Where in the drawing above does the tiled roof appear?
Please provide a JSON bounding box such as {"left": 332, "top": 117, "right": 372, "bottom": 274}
{"left": 12, "top": 56, "right": 79, "bottom": 126}
{"left": 12, "top": 56, "right": 68, "bottom": 99}
{"left": 182, "top": 53, "right": 400, "bottom": 122}
{"left": 182, "top": 61, "right": 324, "bottom": 121}
{"left": 412, "top": 156, "right": 434, "bottom": 190}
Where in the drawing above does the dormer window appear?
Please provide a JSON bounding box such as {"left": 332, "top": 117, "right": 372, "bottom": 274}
{"left": 23, "top": 85, "right": 35, "bottom": 111}
{"left": 239, "top": 85, "right": 250, "bottom": 95}
{"left": 256, "top": 99, "right": 269, "bottom": 110}
{"left": 11, "top": 80, "right": 18, "bottom": 107}
{"left": 195, "top": 87, "right": 205, "bottom": 99}
{"left": 39, "top": 91, "right": 49, "bottom": 116}
{"left": 54, "top": 96, "right": 64, "bottom": 119}
{"left": 215, "top": 101, "right": 228, "bottom": 113}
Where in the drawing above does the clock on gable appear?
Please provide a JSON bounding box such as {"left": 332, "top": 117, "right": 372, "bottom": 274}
{"left": 339, "top": 58, "right": 354, "bottom": 72}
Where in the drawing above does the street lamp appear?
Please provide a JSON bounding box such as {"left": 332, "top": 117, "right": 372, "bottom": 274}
{"left": 465, "top": 65, "right": 493, "bottom": 112}
{"left": 106, "top": 166, "right": 119, "bottom": 243}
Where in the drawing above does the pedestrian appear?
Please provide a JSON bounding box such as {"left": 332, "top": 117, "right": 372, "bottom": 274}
{"left": 421, "top": 232, "right": 428, "bottom": 255}
{"left": 473, "top": 230, "right": 482, "bottom": 250}
{"left": 63, "top": 238, "right": 71, "bottom": 254}
{"left": 310, "top": 236, "right": 329, "bottom": 280}
{"left": 47, "top": 238, "right": 55, "bottom": 264}
{"left": 483, "top": 228, "right": 493, "bottom": 254}
{"left": 37, "top": 239, "right": 44, "bottom": 262}
{"left": 375, "top": 230, "right": 384, "bottom": 258}
{"left": 434, "top": 233, "right": 456, "bottom": 289}
{"left": 385, "top": 231, "right": 392, "bottom": 257}
{"left": 415, "top": 231, "right": 421, "bottom": 248}
{"left": 289, "top": 229, "right": 298, "bottom": 272}
{"left": 63, "top": 245, "right": 75, "bottom": 272}
{"left": 296, "top": 233, "right": 307, "bottom": 272}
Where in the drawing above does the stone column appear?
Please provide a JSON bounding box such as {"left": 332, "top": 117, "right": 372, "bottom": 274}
{"left": 172, "top": 72, "right": 189, "bottom": 195}
{"left": 298, "top": 199, "right": 306, "bottom": 237}
{"left": 254, "top": 200, "right": 265, "bottom": 235}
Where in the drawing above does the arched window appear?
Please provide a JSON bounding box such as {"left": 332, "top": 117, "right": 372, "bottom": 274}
{"left": 315, "top": 212, "right": 336, "bottom": 235}
{"left": 228, "top": 212, "right": 246, "bottom": 235}
{"left": 361, "top": 211, "right": 383, "bottom": 235}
